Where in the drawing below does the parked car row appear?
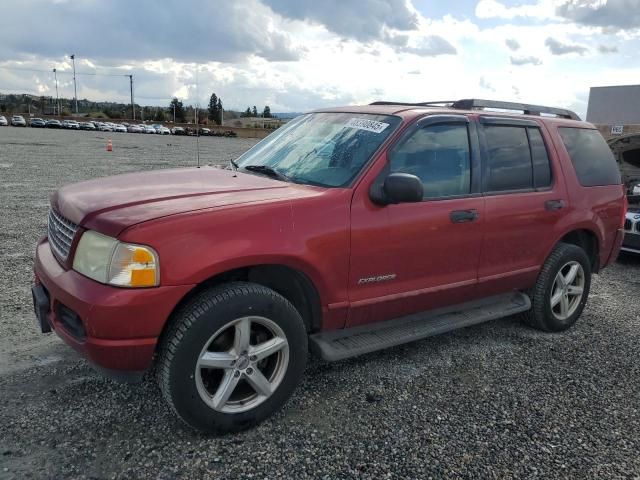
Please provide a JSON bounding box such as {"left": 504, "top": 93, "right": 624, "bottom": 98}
{"left": 0, "top": 115, "right": 239, "bottom": 137}
{"left": 0, "top": 116, "right": 237, "bottom": 136}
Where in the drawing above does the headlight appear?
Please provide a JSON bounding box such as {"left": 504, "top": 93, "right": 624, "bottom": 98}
{"left": 72, "top": 231, "right": 159, "bottom": 287}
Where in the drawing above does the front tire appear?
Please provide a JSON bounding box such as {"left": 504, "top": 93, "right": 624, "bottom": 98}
{"left": 522, "top": 243, "right": 591, "bottom": 332}
{"left": 157, "top": 282, "right": 307, "bottom": 434}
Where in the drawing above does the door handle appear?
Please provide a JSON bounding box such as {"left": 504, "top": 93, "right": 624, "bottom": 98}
{"left": 545, "top": 199, "right": 565, "bottom": 211}
{"left": 450, "top": 209, "right": 479, "bottom": 223}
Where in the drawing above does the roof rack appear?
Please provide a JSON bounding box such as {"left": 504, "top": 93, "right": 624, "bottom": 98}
{"left": 370, "top": 98, "right": 581, "bottom": 120}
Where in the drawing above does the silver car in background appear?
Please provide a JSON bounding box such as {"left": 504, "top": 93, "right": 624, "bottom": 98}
{"left": 11, "top": 115, "right": 26, "bottom": 126}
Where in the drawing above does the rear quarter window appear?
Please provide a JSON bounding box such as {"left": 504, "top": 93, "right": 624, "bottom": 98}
{"left": 558, "top": 127, "right": 621, "bottom": 186}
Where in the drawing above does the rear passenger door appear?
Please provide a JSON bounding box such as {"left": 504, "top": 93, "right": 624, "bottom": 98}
{"left": 476, "top": 117, "right": 568, "bottom": 297}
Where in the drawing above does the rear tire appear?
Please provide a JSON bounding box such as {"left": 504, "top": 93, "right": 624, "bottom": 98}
{"left": 157, "top": 282, "right": 307, "bottom": 434}
{"left": 522, "top": 243, "right": 591, "bottom": 332}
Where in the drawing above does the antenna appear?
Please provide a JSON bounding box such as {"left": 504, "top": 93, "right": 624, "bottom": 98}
{"left": 195, "top": 65, "right": 201, "bottom": 169}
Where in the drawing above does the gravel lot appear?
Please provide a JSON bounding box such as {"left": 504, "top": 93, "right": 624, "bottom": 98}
{"left": 1, "top": 126, "right": 640, "bottom": 479}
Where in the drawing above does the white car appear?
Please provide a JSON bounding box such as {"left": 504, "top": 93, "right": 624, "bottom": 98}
{"left": 99, "top": 123, "right": 114, "bottom": 132}
{"left": 156, "top": 126, "right": 171, "bottom": 135}
{"left": 0, "top": 115, "right": 7, "bottom": 126}
{"left": 144, "top": 125, "right": 156, "bottom": 134}
{"left": 113, "top": 124, "right": 127, "bottom": 133}
{"left": 127, "top": 125, "right": 143, "bottom": 133}
{"left": 11, "top": 115, "right": 26, "bottom": 127}
{"left": 622, "top": 206, "right": 640, "bottom": 254}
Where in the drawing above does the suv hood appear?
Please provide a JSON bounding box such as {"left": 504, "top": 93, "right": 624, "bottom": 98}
{"left": 52, "top": 167, "right": 322, "bottom": 236}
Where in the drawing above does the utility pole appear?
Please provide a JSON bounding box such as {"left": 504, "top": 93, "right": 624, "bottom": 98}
{"left": 70, "top": 54, "right": 78, "bottom": 114}
{"left": 128, "top": 74, "right": 135, "bottom": 121}
{"left": 173, "top": 103, "right": 176, "bottom": 123}
{"left": 53, "top": 68, "right": 60, "bottom": 116}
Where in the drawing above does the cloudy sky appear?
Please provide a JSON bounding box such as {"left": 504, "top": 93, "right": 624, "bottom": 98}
{"left": 0, "top": 0, "right": 639, "bottom": 116}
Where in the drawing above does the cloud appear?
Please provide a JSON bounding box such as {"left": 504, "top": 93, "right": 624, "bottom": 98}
{"left": 267, "top": 0, "right": 418, "bottom": 43}
{"left": 475, "top": 0, "right": 555, "bottom": 20}
{"left": 402, "top": 36, "right": 457, "bottom": 56}
{"left": 505, "top": 38, "right": 521, "bottom": 51}
{"left": 545, "top": 36, "right": 589, "bottom": 55}
{"left": 598, "top": 44, "right": 619, "bottom": 53}
{"left": 384, "top": 33, "right": 410, "bottom": 48}
{"left": 556, "top": 0, "right": 640, "bottom": 31}
{"left": 0, "top": 0, "right": 302, "bottom": 63}
{"left": 0, "top": 0, "right": 634, "bottom": 117}
{"left": 510, "top": 55, "right": 542, "bottom": 65}
{"left": 479, "top": 76, "right": 496, "bottom": 92}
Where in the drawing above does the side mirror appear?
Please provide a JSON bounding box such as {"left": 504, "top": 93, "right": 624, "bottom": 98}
{"left": 370, "top": 172, "right": 424, "bottom": 205}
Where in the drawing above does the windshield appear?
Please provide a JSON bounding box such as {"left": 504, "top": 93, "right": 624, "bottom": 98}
{"left": 235, "top": 112, "right": 401, "bottom": 187}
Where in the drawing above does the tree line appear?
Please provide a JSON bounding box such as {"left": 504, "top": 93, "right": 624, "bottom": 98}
{"left": 1, "top": 91, "right": 275, "bottom": 123}
{"left": 241, "top": 105, "right": 272, "bottom": 118}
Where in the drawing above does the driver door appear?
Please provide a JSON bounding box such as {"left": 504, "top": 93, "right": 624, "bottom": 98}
{"left": 348, "top": 116, "right": 485, "bottom": 327}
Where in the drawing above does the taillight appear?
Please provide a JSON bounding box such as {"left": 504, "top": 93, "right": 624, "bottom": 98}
{"left": 621, "top": 195, "right": 628, "bottom": 229}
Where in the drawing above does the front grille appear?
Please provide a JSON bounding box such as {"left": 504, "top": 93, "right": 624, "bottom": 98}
{"left": 625, "top": 219, "right": 632, "bottom": 231}
{"left": 48, "top": 209, "right": 78, "bottom": 262}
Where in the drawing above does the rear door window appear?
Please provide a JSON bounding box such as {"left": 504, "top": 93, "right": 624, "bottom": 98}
{"left": 528, "top": 128, "right": 552, "bottom": 188}
{"left": 558, "top": 128, "right": 621, "bottom": 186}
{"left": 483, "top": 126, "right": 532, "bottom": 192}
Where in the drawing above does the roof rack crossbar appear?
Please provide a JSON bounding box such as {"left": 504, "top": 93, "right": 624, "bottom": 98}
{"left": 451, "top": 99, "right": 580, "bottom": 120}
{"left": 370, "top": 100, "right": 456, "bottom": 107}
{"left": 369, "top": 101, "right": 428, "bottom": 107}
{"left": 369, "top": 98, "right": 580, "bottom": 120}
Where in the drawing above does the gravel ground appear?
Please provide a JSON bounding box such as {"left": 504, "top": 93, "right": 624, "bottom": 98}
{"left": 1, "top": 127, "right": 640, "bottom": 479}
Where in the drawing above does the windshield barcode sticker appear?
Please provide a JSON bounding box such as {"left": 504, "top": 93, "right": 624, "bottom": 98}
{"left": 345, "top": 118, "right": 389, "bottom": 134}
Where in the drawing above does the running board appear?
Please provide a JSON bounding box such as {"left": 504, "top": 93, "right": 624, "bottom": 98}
{"left": 310, "top": 292, "right": 531, "bottom": 362}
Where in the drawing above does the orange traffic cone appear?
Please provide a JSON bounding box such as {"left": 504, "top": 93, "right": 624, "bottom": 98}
{"left": 106, "top": 138, "right": 113, "bottom": 152}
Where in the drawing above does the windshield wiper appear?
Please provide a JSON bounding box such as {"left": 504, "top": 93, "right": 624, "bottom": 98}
{"left": 229, "top": 158, "right": 239, "bottom": 170}
{"left": 243, "top": 164, "right": 290, "bottom": 182}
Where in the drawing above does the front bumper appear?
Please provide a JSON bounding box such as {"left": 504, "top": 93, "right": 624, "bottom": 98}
{"left": 33, "top": 238, "right": 193, "bottom": 375}
{"left": 621, "top": 230, "right": 640, "bottom": 254}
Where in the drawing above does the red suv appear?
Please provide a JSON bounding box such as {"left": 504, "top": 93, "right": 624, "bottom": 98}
{"left": 33, "top": 99, "right": 626, "bottom": 433}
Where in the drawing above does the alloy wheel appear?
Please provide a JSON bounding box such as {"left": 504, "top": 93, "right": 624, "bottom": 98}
{"left": 550, "top": 261, "right": 585, "bottom": 321}
{"left": 195, "top": 316, "right": 289, "bottom": 413}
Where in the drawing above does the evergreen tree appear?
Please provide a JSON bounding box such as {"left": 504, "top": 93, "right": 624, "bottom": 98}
{"left": 252, "top": 106, "right": 258, "bottom": 117}
{"left": 216, "top": 98, "right": 223, "bottom": 125}
{"left": 169, "top": 97, "right": 185, "bottom": 122}
{"left": 262, "top": 105, "right": 271, "bottom": 118}
{"left": 208, "top": 93, "right": 218, "bottom": 122}
{"left": 243, "top": 107, "right": 251, "bottom": 117}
